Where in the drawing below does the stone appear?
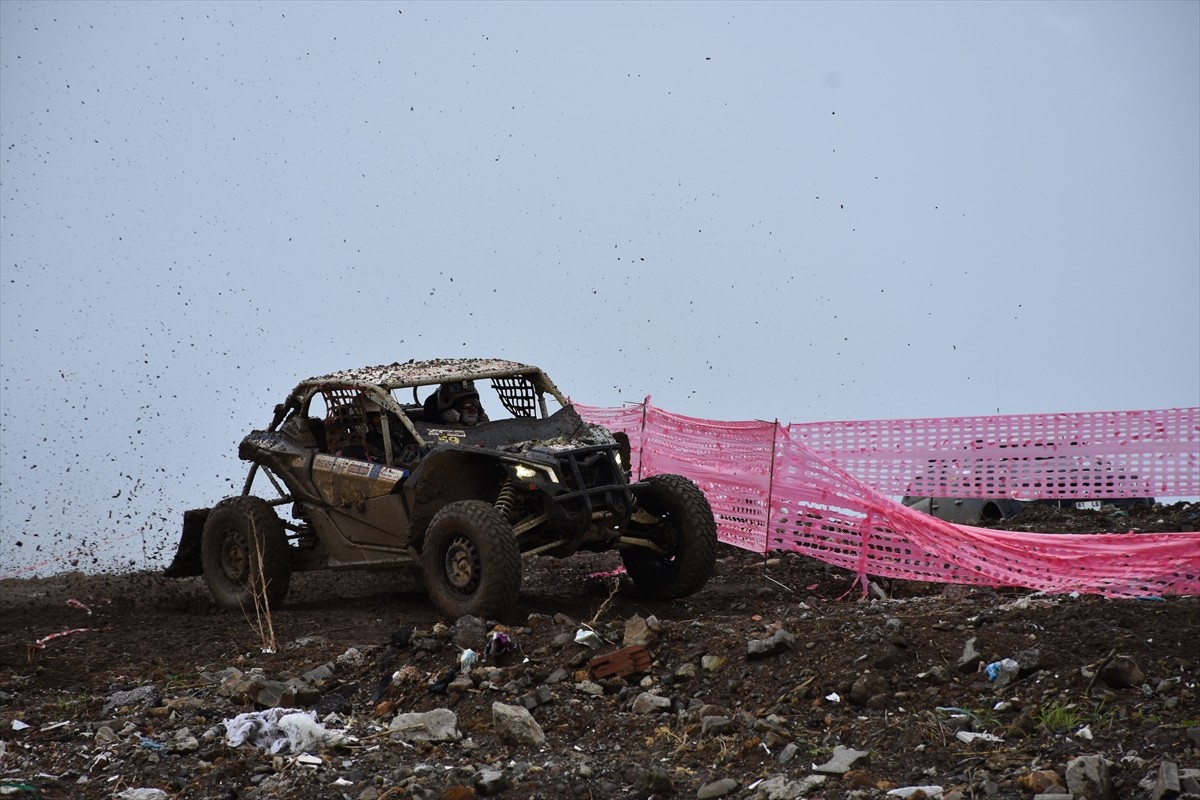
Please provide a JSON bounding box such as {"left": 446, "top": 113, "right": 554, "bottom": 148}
{"left": 1099, "top": 656, "right": 1146, "bottom": 689}
{"left": 701, "top": 715, "right": 736, "bottom": 735}
{"left": 918, "top": 665, "right": 950, "bottom": 685}
{"left": 1019, "top": 770, "right": 1063, "bottom": 793}
{"left": 335, "top": 647, "right": 365, "bottom": 668}
{"left": 518, "top": 685, "right": 553, "bottom": 710}
{"left": 813, "top": 745, "right": 870, "bottom": 774}
{"left": 116, "top": 790, "right": 170, "bottom": 800}
{"left": 1186, "top": 726, "right": 1200, "bottom": 748}
{"left": 492, "top": 701, "right": 545, "bottom": 746}
{"left": 886, "top": 787, "right": 944, "bottom": 799}
{"left": 388, "top": 708, "right": 460, "bottom": 743}
{"left": 94, "top": 725, "right": 119, "bottom": 746}
{"left": 254, "top": 680, "right": 298, "bottom": 709}
{"left": 301, "top": 662, "right": 335, "bottom": 685}
{"left": 644, "top": 766, "right": 673, "bottom": 794}
{"left": 102, "top": 685, "right": 163, "bottom": 718}
{"left": 1150, "top": 761, "right": 1180, "bottom": 800}
{"left": 958, "top": 637, "right": 982, "bottom": 673}
{"left": 811, "top": 743, "right": 868, "bottom": 777}
{"left": 747, "top": 628, "right": 795, "bottom": 659}
{"left": 474, "top": 767, "right": 509, "bottom": 796}
{"left": 450, "top": 615, "right": 488, "bottom": 649}
{"left": 1012, "top": 647, "right": 1042, "bottom": 675}
{"left": 631, "top": 692, "right": 672, "bottom": 714}
{"left": 448, "top": 674, "right": 475, "bottom": 694}
{"left": 702, "top": 655, "right": 726, "bottom": 672}
{"left": 1066, "top": 754, "right": 1114, "bottom": 800}
{"left": 623, "top": 615, "right": 657, "bottom": 647}
{"left": 697, "top": 777, "right": 739, "bottom": 799}
{"left": 167, "top": 727, "right": 199, "bottom": 754}
{"left": 849, "top": 672, "right": 891, "bottom": 706}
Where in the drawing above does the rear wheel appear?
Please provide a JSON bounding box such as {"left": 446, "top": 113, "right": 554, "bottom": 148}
{"left": 622, "top": 474, "right": 718, "bottom": 599}
{"left": 422, "top": 500, "right": 521, "bottom": 620}
{"left": 201, "top": 496, "right": 292, "bottom": 610}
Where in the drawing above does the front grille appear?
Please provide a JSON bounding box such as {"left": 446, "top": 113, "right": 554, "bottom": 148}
{"left": 553, "top": 444, "right": 632, "bottom": 522}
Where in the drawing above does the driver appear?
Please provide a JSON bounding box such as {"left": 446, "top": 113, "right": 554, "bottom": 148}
{"left": 430, "top": 380, "right": 489, "bottom": 427}
{"left": 355, "top": 396, "right": 414, "bottom": 464}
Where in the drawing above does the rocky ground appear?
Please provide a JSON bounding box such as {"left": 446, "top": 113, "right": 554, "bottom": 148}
{"left": 2, "top": 502, "right": 1198, "bottom": 800}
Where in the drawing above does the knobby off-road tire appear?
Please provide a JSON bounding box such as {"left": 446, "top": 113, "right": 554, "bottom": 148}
{"left": 422, "top": 500, "right": 521, "bottom": 620}
{"left": 200, "top": 496, "right": 292, "bottom": 611}
{"left": 622, "top": 473, "right": 718, "bottom": 599}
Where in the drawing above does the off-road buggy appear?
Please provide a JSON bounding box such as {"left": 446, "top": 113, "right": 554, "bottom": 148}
{"left": 165, "top": 358, "right": 718, "bottom": 620}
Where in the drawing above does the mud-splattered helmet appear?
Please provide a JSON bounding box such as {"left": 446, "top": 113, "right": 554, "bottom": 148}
{"left": 437, "top": 381, "right": 479, "bottom": 415}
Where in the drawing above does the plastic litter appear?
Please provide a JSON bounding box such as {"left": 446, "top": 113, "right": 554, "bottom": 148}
{"left": 137, "top": 734, "right": 165, "bottom": 751}
{"left": 574, "top": 629, "right": 602, "bottom": 648}
{"left": 224, "top": 708, "right": 353, "bottom": 754}
{"left": 66, "top": 598, "right": 93, "bottom": 615}
{"left": 984, "top": 658, "right": 1019, "bottom": 682}
{"left": 459, "top": 648, "right": 479, "bottom": 670}
{"left": 31, "top": 627, "right": 97, "bottom": 650}
{"left": 484, "top": 631, "right": 516, "bottom": 660}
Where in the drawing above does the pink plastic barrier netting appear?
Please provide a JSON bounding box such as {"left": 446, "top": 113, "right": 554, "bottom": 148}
{"left": 789, "top": 407, "right": 1199, "bottom": 500}
{"left": 576, "top": 401, "right": 1200, "bottom": 598}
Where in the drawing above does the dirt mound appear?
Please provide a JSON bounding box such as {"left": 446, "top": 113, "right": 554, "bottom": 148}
{"left": 1, "top": 504, "right": 1197, "bottom": 799}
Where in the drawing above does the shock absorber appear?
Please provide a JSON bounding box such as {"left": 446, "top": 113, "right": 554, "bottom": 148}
{"left": 494, "top": 478, "right": 517, "bottom": 521}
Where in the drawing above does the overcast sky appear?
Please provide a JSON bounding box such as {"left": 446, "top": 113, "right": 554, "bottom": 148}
{"left": 2, "top": 1, "right": 1197, "bottom": 576}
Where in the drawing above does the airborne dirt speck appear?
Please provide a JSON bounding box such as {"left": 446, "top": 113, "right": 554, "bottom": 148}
{"left": 1, "top": 503, "right": 1198, "bottom": 799}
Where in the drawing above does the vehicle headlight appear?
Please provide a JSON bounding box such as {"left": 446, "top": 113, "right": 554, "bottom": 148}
{"left": 515, "top": 463, "right": 559, "bottom": 484}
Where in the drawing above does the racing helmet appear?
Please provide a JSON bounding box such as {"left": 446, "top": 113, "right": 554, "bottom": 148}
{"left": 437, "top": 380, "right": 480, "bottom": 415}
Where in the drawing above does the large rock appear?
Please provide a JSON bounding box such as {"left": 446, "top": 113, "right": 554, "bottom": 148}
{"left": 747, "top": 628, "right": 795, "bottom": 659}
{"left": 492, "top": 701, "right": 545, "bottom": 746}
{"left": 631, "top": 691, "right": 672, "bottom": 714}
{"left": 101, "top": 685, "right": 162, "bottom": 718}
{"left": 623, "top": 614, "right": 658, "bottom": 647}
{"left": 1066, "top": 754, "right": 1114, "bottom": 800}
{"left": 813, "top": 745, "right": 870, "bottom": 774}
{"left": 450, "top": 615, "right": 488, "bottom": 649}
{"left": 388, "top": 708, "right": 460, "bottom": 743}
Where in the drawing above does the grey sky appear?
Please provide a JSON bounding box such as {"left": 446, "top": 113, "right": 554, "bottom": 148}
{"left": 2, "top": 1, "right": 1197, "bottom": 575}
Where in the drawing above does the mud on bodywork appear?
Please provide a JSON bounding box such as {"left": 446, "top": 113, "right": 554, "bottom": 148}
{"left": 166, "top": 358, "right": 714, "bottom": 619}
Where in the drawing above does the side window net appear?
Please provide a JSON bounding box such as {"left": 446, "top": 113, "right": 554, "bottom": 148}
{"left": 491, "top": 376, "right": 539, "bottom": 418}
{"left": 324, "top": 387, "right": 369, "bottom": 453}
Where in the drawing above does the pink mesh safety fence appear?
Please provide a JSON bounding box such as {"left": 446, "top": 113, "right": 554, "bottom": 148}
{"left": 575, "top": 401, "right": 1200, "bottom": 597}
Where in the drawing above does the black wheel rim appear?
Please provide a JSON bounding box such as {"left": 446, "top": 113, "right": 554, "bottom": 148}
{"left": 219, "top": 528, "right": 250, "bottom": 583}
{"left": 443, "top": 533, "right": 481, "bottom": 595}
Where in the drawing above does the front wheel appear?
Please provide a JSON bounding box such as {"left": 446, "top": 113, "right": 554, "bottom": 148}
{"left": 621, "top": 474, "right": 718, "bottom": 599}
{"left": 201, "top": 496, "right": 292, "bottom": 610}
{"left": 421, "top": 500, "right": 521, "bottom": 620}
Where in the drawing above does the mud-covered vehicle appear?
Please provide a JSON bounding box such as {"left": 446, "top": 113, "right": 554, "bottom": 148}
{"left": 165, "top": 358, "right": 718, "bottom": 619}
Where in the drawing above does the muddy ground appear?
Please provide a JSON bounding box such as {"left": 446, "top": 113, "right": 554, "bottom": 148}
{"left": 2, "top": 502, "right": 1198, "bottom": 800}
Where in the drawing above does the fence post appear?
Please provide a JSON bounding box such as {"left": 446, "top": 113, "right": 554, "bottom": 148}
{"left": 764, "top": 420, "right": 779, "bottom": 556}
{"left": 636, "top": 395, "right": 650, "bottom": 482}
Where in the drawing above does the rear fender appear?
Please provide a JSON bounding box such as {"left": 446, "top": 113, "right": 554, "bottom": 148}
{"left": 162, "top": 508, "right": 209, "bottom": 577}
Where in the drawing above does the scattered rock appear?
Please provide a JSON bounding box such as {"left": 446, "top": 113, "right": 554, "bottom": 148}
{"left": 389, "top": 709, "right": 460, "bottom": 743}
{"left": 101, "top": 685, "right": 162, "bottom": 717}
{"left": 1066, "top": 754, "right": 1114, "bottom": 800}
{"left": 958, "top": 636, "right": 983, "bottom": 673}
{"left": 491, "top": 702, "right": 545, "bottom": 746}
{"left": 1099, "top": 655, "right": 1146, "bottom": 689}
{"left": 697, "top": 777, "right": 740, "bottom": 798}
{"left": 813, "top": 745, "right": 870, "bottom": 774}
{"left": 747, "top": 628, "right": 795, "bottom": 659}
